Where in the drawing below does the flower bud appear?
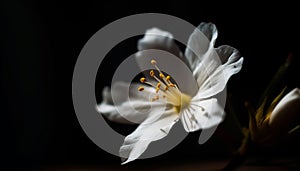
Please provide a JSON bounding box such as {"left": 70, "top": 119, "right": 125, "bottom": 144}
{"left": 248, "top": 88, "right": 300, "bottom": 144}
{"left": 269, "top": 88, "right": 300, "bottom": 133}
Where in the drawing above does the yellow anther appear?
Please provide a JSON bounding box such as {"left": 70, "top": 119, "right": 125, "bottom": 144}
{"left": 138, "top": 86, "right": 144, "bottom": 91}
{"left": 159, "top": 73, "right": 165, "bottom": 78}
{"left": 151, "top": 59, "right": 157, "bottom": 65}
{"left": 164, "top": 86, "right": 169, "bottom": 91}
{"left": 169, "top": 83, "right": 175, "bottom": 87}
{"left": 150, "top": 70, "right": 155, "bottom": 77}
{"left": 166, "top": 75, "right": 171, "bottom": 81}
{"left": 156, "top": 82, "right": 161, "bottom": 88}
{"left": 155, "top": 95, "right": 159, "bottom": 100}
{"left": 140, "top": 77, "right": 146, "bottom": 83}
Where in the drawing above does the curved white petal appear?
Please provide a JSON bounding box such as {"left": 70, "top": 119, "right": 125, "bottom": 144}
{"left": 97, "top": 100, "right": 165, "bottom": 124}
{"left": 192, "top": 50, "right": 222, "bottom": 89}
{"left": 97, "top": 82, "right": 166, "bottom": 124}
{"left": 180, "top": 98, "right": 224, "bottom": 132}
{"left": 135, "top": 28, "right": 190, "bottom": 75}
{"left": 184, "top": 22, "right": 218, "bottom": 70}
{"left": 193, "top": 46, "right": 244, "bottom": 100}
{"left": 269, "top": 88, "right": 300, "bottom": 131}
{"left": 120, "top": 109, "right": 178, "bottom": 164}
{"left": 216, "top": 45, "right": 241, "bottom": 64}
{"left": 137, "top": 28, "right": 182, "bottom": 58}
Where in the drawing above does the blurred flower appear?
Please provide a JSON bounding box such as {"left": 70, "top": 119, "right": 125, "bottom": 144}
{"left": 97, "top": 23, "right": 244, "bottom": 164}
{"left": 248, "top": 88, "right": 300, "bottom": 143}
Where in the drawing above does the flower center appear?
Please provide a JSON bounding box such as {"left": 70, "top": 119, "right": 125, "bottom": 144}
{"left": 138, "top": 59, "right": 191, "bottom": 113}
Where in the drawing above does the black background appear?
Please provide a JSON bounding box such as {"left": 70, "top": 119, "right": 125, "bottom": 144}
{"left": 1, "top": 0, "right": 300, "bottom": 169}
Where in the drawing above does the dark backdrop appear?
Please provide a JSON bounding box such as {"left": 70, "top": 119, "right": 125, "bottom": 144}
{"left": 1, "top": 0, "right": 299, "bottom": 169}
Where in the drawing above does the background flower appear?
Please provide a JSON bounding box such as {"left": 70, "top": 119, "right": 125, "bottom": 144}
{"left": 249, "top": 88, "right": 300, "bottom": 143}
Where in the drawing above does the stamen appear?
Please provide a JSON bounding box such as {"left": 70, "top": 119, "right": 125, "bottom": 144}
{"left": 137, "top": 59, "right": 192, "bottom": 109}
{"left": 156, "top": 82, "right": 161, "bottom": 89}
{"left": 150, "top": 70, "right": 155, "bottom": 77}
{"left": 140, "top": 77, "right": 146, "bottom": 83}
{"left": 159, "top": 73, "right": 165, "bottom": 78}
{"left": 166, "top": 75, "right": 171, "bottom": 82}
{"left": 149, "top": 59, "right": 173, "bottom": 88}
{"left": 152, "top": 74, "right": 169, "bottom": 92}
{"left": 151, "top": 59, "right": 157, "bottom": 65}
{"left": 143, "top": 81, "right": 156, "bottom": 88}
{"left": 138, "top": 86, "right": 144, "bottom": 91}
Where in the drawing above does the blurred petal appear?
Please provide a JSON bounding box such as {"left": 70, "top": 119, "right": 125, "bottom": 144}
{"left": 97, "top": 100, "right": 165, "bottom": 124}
{"left": 101, "top": 86, "right": 113, "bottom": 103}
{"left": 97, "top": 82, "right": 166, "bottom": 124}
{"left": 137, "top": 28, "right": 182, "bottom": 57}
{"left": 184, "top": 22, "right": 218, "bottom": 70}
{"left": 193, "top": 46, "right": 243, "bottom": 100}
{"left": 135, "top": 28, "right": 190, "bottom": 72}
{"left": 269, "top": 88, "right": 300, "bottom": 131}
{"left": 180, "top": 98, "right": 224, "bottom": 132}
{"left": 120, "top": 109, "right": 178, "bottom": 164}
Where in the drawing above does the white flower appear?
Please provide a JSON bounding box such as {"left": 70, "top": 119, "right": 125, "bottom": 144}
{"left": 97, "top": 23, "right": 244, "bottom": 164}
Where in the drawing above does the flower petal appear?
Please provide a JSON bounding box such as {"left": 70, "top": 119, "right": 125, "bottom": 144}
{"left": 137, "top": 28, "right": 182, "bottom": 57}
{"left": 269, "top": 88, "right": 300, "bottom": 132}
{"left": 135, "top": 28, "right": 190, "bottom": 74}
{"left": 180, "top": 98, "right": 224, "bottom": 132}
{"left": 184, "top": 22, "right": 218, "bottom": 70}
{"left": 120, "top": 109, "right": 178, "bottom": 164}
{"left": 193, "top": 46, "right": 244, "bottom": 100}
{"left": 97, "top": 82, "right": 166, "bottom": 124}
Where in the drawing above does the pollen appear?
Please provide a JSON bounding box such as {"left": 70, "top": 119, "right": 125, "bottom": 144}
{"left": 159, "top": 73, "right": 165, "bottom": 78}
{"left": 151, "top": 59, "right": 157, "bottom": 65}
{"left": 150, "top": 70, "right": 155, "bottom": 77}
{"left": 140, "top": 77, "right": 146, "bottom": 83}
{"left": 156, "top": 82, "right": 161, "bottom": 89}
{"left": 169, "top": 83, "right": 175, "bottom": 87}
{"left": 166, "top": 75, "right": 171, "bottom": 81}
{"left": 138, "top": 86, "right": 144, "bottom": 91}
